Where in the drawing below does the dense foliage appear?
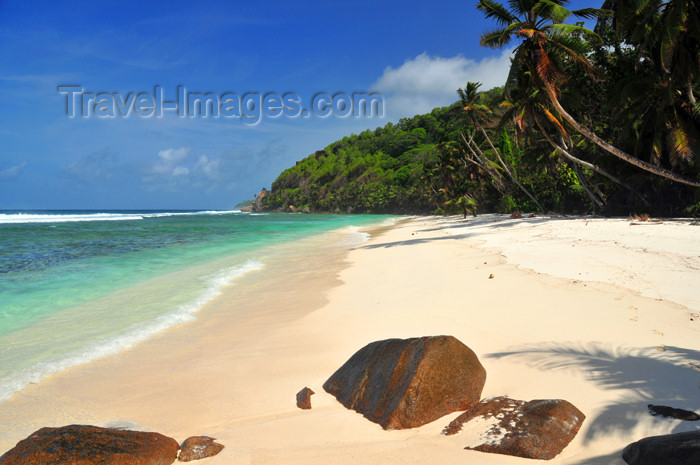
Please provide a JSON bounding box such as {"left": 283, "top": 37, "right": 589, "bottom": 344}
{"left": 263, "top": 107, "right": 461, "bottom": 214}
{"left": 263, "top": 0, "right": 699, "bottom": 216}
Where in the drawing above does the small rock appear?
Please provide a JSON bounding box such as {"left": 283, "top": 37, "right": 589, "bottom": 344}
{"left": 0, "top": 424, "right": 179, "bottom": 465}
{"left": 622, "top": 431, "right": 700, "bottom": 465}
{"left": 648, "top": 404, "right": 700, "bottom": 421}
{"left": 178, "top": 436, "right": 224, "bottom": 462}
{"left": 444, "top": 396, "right": 585, "bottom": 460}
{"left": 296, "top": 387, "right": 315, "bottom": 410}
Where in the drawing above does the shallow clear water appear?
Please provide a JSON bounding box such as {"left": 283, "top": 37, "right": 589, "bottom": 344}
{"left": 0, "top": 210, "right": 391, "bottom": 401}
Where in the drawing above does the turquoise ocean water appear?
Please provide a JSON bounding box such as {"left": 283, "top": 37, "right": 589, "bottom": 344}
{"left": 0, "top": 210, "right": 391, "bottom": 402}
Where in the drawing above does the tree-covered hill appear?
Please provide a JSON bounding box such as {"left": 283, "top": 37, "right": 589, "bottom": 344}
{"left": 263, "top": 104, "right": 462, "bottom": 214}
{"left": 262, "top": 86, "right": 600, "bottom": 215}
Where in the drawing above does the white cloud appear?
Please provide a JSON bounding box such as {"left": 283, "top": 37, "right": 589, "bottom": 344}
{"left": 194, "top": 155, "right": 220, "bottom": 181}
{"left": 142, "top": 139, "right": 286, "bottom": 194}
{"left": 150, "top": 147, "right": 190, "bottom": 176}
{"left": 0, "top": 161, "right": 27, "bottom": 181}
{"left": 371, "top": 49, "right": 514, "bottom": 119}
{"left": 158, "top": 147, "right": 189, "bottom": 163}
{"left": 172, "top": 166, "right": 190, "bottom": 176}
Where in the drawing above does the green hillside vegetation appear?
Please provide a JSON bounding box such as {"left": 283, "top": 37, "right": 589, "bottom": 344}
{"left": 264, "top": 87, "right": 591, "bottom": 215}
{"left": 264, "top": 0, "right": 700, "bottom": 216}
{"left": 264, "top": 105, "right": 463, "bottom": 214}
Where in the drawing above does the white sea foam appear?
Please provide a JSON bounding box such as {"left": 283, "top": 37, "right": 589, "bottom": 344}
{"left": 0, "top": 210, "right": 240, "bottom": 224}
{"left": 140, "top": 210, "right": 240, "bottom": 219}
{"left": 337, "top": 226, "right": 371, "bottom": 246}
{"left": 0, "top": 213, "right": 145, "bottom": 224}
{"left": 0, "top": 259, "right": 264, "bottom": 403}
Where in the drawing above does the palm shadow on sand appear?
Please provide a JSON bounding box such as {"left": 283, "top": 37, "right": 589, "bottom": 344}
{"left": 485, "top": 342, "right": 700, "bottom": 453}
{"left": 570, "top": 451, "right": 627, "bottom": 465}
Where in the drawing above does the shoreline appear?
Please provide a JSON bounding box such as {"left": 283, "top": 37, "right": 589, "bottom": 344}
{"left": 2, "top": 214, "right": 698, "bottom": 464}
{"left": 0, "top": 213, "right": 392, "bottom": 407}
{"left": 0, "top": 221, "right": 384, "bottom": 447}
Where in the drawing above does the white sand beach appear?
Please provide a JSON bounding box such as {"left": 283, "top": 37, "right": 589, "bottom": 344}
{"left": 1, "top": 214, "right": 698, "bottom": 464}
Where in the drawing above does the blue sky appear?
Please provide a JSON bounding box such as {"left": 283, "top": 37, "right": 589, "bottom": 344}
{"left": 0, "top": 0, "right": 595, "bottom": 210}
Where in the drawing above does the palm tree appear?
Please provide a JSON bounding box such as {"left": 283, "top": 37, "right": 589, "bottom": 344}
{"left": 599, "top": 0, "right": 700, "bottom": 168}
{"left": 477, "top": 0, "right": 700, "bottom": 187}
{"left": 459, "top": 81, "right": 545, "bottom": 212}
{"left": 601, "top": 0, "right": 699, "bottom": 106}
{"left": 425, "top": 142, "right": 479, "bottom": 217}
{"left": 500, "top": 67, "right": 652, "bottom": 208}
{"left": 614, "top": 73, "right": 699, "bottom": 169}
{"left": 459, "top": 130, "right": 509, "bottom": 195}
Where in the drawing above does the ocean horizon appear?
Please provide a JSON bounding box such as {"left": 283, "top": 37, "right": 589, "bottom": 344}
{"left": 0, "top": 210, "right": 393, "bottom": 403}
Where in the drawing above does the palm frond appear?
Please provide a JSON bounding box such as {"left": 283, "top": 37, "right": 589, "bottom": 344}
{"left": 651, "top": 135, "right": 663, "bottom": 165}
{"left": 635, "top": 0, "right": 656, "bottom": 16}
{"left": 548, "top": 23, "right": 603, "bottom": 44}
{"left": 517, "top": 28, "right": 544, "bottom": 40}
{"left": 659, "top": 36, "right": 676, "bottom": 73}
{"left": 540, "top": 105, "right": 568, "bottom": 136}
{"left": 477, "top": 0, "right": 518, "bottom": 26}
{"left": 534, "top": 46, "right": 561, "bottom": 85}
{"left": 514, "top": 107, "right": 527, "bottom": 131}
{"left": 466, "top": 81, "right": 483, "bottom": 98}
{"left": 534, "top": 0, "right": 571, "bottom": 23}
{"left": 547, "top": 33, "right": 592, "bottom": 56}
{"left": 504, "top": 46, "right": 527, "bottom": 99}
{"left": 667, "top": 116, "right": 695, "bottom": 166}
{"left": 480, "top": 28, "right": 515, "bottom": 48}
{"left": 659, "top": 1, "right": 688, "bottom": 73}
{"left": 507, "top": 0, "right": 533, "bottom": 17}
{"left": 546, "top": 35, "right": 598, "bottom": 78}
{"left": 571, "top": 8, "right": 612, "bottom": 20}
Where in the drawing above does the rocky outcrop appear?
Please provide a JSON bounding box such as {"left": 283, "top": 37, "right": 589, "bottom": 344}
{"left": 178, "top": 436, "right": 224, "bottom": 462}
{"left": 622, "top": 431, "right": 700, "bottom": 465}
{"left": 648, "top": 404, "right": 700, "bottom": 421}
{"left": 0, "top": 425, "right": 179, "bottom": 465}
{"left": 443, "top": 396, "right": 585, "bottom": 460}
{"left": 251, "top": 189, "right": 267, "bottom": 212}
{"left": 323, "top": 336, "right": 486, "bottom": 430}
{"left": 296, "top": 387, "right": 314, "bottom": 410}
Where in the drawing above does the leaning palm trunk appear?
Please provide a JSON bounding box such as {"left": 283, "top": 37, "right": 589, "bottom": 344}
{"left": 460, "top": 132, "right": 509, "bottom": 195}
{"left": 534, "top": 116, "right": 652, "bottom": 208}
{"left": 573, "top": 162, "right": 605, "bottom": 209}
{"left": 475, "top": 124, "right": 546, "bottom": 213}
{"left": 543, "top": 84, "right": 700, "bottom": 187}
